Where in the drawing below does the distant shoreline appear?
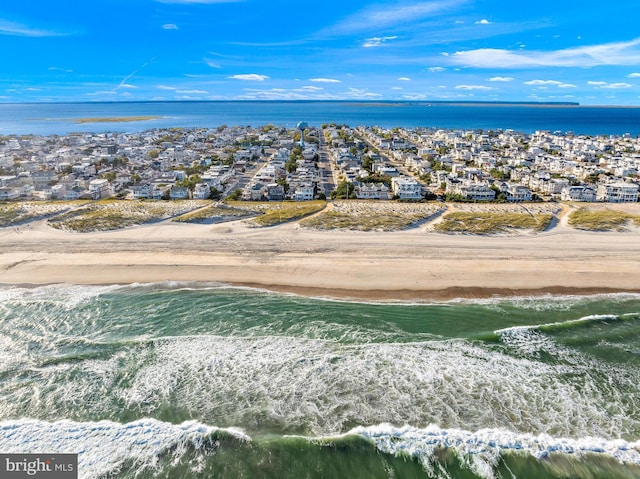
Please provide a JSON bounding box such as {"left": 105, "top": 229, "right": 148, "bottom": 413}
{"left": 3, "top": 99, "right": 583, "bottom": 106}
{"left": 73, "top": 116, "right": 162, "bottom": 124}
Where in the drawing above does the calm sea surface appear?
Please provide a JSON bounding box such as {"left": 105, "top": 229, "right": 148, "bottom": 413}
{"left": 1, "top": 101, "right": 640, "bottom": 136}
{"left": 0, "top": 284, "right": 639, "bottom": 478}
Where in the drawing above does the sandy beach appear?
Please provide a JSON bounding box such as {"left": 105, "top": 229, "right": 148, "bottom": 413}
{"left": 2, "top": 204, "right": 640, "bottom": 300}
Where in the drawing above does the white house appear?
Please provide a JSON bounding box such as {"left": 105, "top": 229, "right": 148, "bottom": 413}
{"left": 192, "top": 183, "right": 211, "bottom": 200}
{"left": 391, "top": 176, "right": 422, "bottom": 200}
{"left": 89, "top": 178, "right": 112, "bottom": 199}
{"left": 502, "top": 183, "right": 533, "bottom": 202}
{"left": 293, "top": 184, "right": 315, "bottom": 201}
{"left": 355, "top": 182, "right": 391, "bottom": 200}
{"left": 596, "top": 182, "right": 639, "bottom": 203}
{"left": 561, "top": 185, "right": 597, "bottom": 202}
{"left": 169, "top": 186, "right": 190, "bottom": 200}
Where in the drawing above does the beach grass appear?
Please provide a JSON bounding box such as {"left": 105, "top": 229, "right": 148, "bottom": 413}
{"left": 568, "top": 207, "right": 640, "bottom": 231}
{"left": 47, "top": 199, "right": 208, "bottom": 232}
{"left": 434, "top": 211, "right": 553, "bottom": 234}
{"left": 0, "top": 201, "right": 89, "bottom": 227}
{"left": 173, "top": 203, "right": 256, "bottom": 223}
{"left": 74, "top": 116, "right": 161, "bottom": 124}
{"left": 300, "top": 201, "right": 445, "bottom": 231}
{"left": 225, "top": 200, "right": 326, "bottom": 227}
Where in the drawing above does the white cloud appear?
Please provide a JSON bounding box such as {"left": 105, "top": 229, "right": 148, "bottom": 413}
{"left": 347, "top": 88, "right": 382, "bottom": 98}
{"left": 363, "top": 36, "right": 398, "bottom": 48}
{"left": 0, "top": 19, "right": 69, "bottom": 37}
{"left": 205, "top": 59, "right": 221, "bottom": 68}
{"left": 162, "top": 24, "right": 179, "bottom": 30}
{"left": 157, "top": 85, "right": 177, "bottom": 90}
{"left": 48, "top": 67, "right": 73, "bottom": 73}
{"left": 176, "top": 89, "right": 208, "bottom": 94}
{"left": 397, "top": 77, "right": 411, "bottom": 81}
{"left": 309, "top": 78, "right": 341, "bottom": 83}
{"left": 429, "top": 67, "right": 445, "bottom": 72}
{"left": 475, "top": 19, "right": 491, "bottom": 25}
{"left": 391, "top": 87, "right": 403, "bottom": 90}
{"left": 299, "top": 86, "right": 323, "bottom": 91}
{"left": 524, "top": 79, "right": 575, "bottom": 88}
{"left": 455, "top": 85, "right": 493, "bottom": 90}
{"left": 229, "top": 74, "right": 269, "bottom": 81}
{"left": 601, "top": 82, "right": 632, "bottom": 89}
{"left": 323, "top": 0, "right": 466, "bottom": 35}
{"left": 488, "top": 76, "right": 514, "bottom": 82}
{"left": 448, "top": 37, "right": 640, "bottom": 68}
{"left": 119, "top": 83, "right": 139, "bottom": 89}
{"left": 627, "top": 73, "right": 640, "bottom": 78}
{"left": 588, "top": 81, "right": 632, "bottom": 89}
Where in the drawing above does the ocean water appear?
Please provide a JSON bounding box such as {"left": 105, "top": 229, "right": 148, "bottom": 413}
{"left": 0, "top": 283, "right": 639, "bottom": 479}
{"left": 1, "top": 101, "right": 640, "bottom": 136}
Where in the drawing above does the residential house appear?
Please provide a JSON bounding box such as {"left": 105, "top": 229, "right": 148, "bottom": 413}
{"left": 596, "top": 182, "right": 639, "bottom": 202}
{"left": 561, "top": 185, "right": 597, "bottom": 202}
{"left": 169, "top": 186, "right": 190, "bottom": 200}
{"left": 192, "top": 183, "right": 211, "bottom": 200}
{"left": 391, "top": 176, "right": 422, "bottom": 200}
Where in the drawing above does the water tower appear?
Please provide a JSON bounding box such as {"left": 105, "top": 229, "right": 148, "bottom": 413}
{"left": 296, "top": 121, "right": 308, "bottom": 148}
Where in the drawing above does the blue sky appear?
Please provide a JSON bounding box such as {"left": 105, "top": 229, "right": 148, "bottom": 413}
{"left": 2, "top": 0, "right": 640, "bottom": 104}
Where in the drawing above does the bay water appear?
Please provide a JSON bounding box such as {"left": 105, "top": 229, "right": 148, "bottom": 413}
{"left": 1, "top": 101, "right": 640, "bottom": 136}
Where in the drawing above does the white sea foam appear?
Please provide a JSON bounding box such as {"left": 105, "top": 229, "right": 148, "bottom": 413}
{"left": 0, "top": 418, "right": 250, "bottom": 479}
{"left": 353, "top": 423, "right": 640, "bottom": 479}
{"left": 0, "top": 284, "right": 123, "bottom": 309}
{"left": 3, "top": 333, "right": 637, "bottom": 440}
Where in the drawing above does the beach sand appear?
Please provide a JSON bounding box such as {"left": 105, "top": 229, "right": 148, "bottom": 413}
{"left": 1, "top": 207, "right": 639, "bottom": 300}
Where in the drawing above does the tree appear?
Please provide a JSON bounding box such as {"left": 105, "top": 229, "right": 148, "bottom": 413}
{"left": 209, "top": 187, "right": 222, "bottom": 200}
{"left": 285, "top": 158, "right": 298, "bottom": 173}
{"left": 131, "top": 173, "right": 142, "bottom": 183}
{"left": 148, "top": 149, "right": 160, "bottom": 159}
{"left": 362, "top": 155, "right": 374, "bottom": 172}
{"left": 331, "top": 181, "right": 357, "bottom": 199}
{"left": 102, "top": 171, "right": 117, "bottom": 182}
{"left": 226, "top": 189, "right": 242, "bottom": 201}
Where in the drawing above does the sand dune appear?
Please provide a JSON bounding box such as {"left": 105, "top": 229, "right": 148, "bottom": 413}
{"left": 2, "top": 203, "right": 639, "bottom": 300}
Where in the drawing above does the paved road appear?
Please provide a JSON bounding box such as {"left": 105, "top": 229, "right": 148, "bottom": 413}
{"left": 316, "top": 130, "right": 336, "bottom": 195}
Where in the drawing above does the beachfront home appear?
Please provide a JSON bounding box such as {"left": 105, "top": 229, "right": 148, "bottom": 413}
{"left": 449, "top": 180, "right": 496, "bottom": 201}
{"left": 131, "top": 183, "right": 152, "bottom": 199}
{"left": 192, "top": 183, "right": 211, "bottom": 200}
{"left": 293, "top": 183, "right": 315, "bottom": 201}
{"left": 561, "top": 185, "right": 597, "bottom": 202}
{"left": 266, "top": 183, "right": 285, "bottom": 201}
{"left": 89, "top": 178, "right": 112, "bottom": 199}
{"left": 0, "top": 187, "right": 20, "bottom": 200}
{"left": 391, "top": 176, "right": 422, "bottom": 200}
{"left": 355, "top": 182, "right": 391, "bottom": 200}
{"left": 596, "top": 182, "right": 639, "bottom": 202}
{"left": 169, "top": 186, "right": 190, "bottom": 200}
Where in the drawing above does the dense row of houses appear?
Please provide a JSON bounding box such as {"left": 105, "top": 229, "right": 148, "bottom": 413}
{"left": 357, "top": 125, "right": 639, "bottom": 203}
{"left": 1, "top": 124, "right": 639, "bottom": 204}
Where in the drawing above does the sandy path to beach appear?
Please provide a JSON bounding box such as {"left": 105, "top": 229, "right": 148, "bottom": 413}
{"left": 1, "top": 215, "right": 639, "bottom": 300}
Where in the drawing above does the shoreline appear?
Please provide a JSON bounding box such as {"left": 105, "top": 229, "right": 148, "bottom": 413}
{"left": 1, "top": 215, "right": 640, "bottom": 301}
{"left": 2, "top": 280, "right": 639, "bottom": 303}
